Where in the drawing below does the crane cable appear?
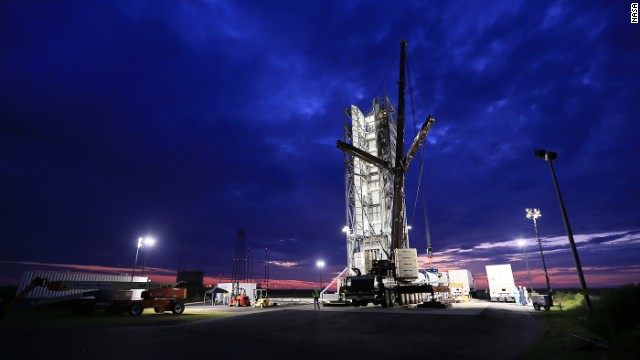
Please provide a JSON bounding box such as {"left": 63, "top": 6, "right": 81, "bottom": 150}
{"left": 373, "top": 50, "right": 398, "bottom": 99}
{"left": 406, "top": 49, "right": 434, "bottom": 266}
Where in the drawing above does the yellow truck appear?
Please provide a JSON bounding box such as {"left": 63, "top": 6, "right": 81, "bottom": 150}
{"left": 253, "top": 289, "right": 277, "bottom": 308}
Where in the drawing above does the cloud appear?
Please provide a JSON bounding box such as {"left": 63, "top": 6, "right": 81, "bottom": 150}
{"left": 269, "top": 261, "right": 299, "bottom": 268}
{"left": 1, "top": 0, "right": 638, "bottom": 290}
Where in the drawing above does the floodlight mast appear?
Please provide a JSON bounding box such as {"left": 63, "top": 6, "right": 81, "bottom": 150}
{"left": 526, "top": 208, "right": 552, "bottom": 295}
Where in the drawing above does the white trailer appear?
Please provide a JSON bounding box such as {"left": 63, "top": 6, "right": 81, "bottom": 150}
{"left": 485, "top": 264, "right": 517, "bottom": 302}
{"left": 447, "top": 269, "right": 475, "bottom": 298}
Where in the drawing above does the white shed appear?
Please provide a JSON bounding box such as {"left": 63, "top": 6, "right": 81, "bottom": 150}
{"left": 216, "top": 282, "right": 257, "bottom": 304}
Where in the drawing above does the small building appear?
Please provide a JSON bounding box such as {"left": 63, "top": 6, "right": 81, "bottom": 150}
{"left": 216, "top": 282, "right": 257, "bottom": 304}
{"left": 176, "top": 271, "right": 204, "bottom": 300}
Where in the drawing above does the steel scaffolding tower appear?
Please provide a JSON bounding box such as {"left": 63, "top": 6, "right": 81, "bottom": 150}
{"left": 342, "top": 97, "right": 408, "bottom": 277}
{"left": 231, "top": 229, "right": 246, "bottom": 296}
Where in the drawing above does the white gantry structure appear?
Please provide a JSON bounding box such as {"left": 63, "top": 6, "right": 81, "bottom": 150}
{"left": 342, "top": 96, "right": 410, "bottom": 278}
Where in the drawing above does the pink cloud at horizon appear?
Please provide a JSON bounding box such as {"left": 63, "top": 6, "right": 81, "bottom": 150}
{"left": 2, "top": 259, "right": 638, "bottom": 291}
{"left": 0, "top": 260, "right": 334, "bottom": 290}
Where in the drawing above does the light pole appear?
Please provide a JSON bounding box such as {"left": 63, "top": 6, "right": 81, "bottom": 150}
{"left": 140, "top": 236, "right": 155, "bottom": 277}
{"left": 526, "top": 208, "right": 552, "bottom": 295}
{"left": 316, "top": 260, "right": 325, "bottom": 289}
{"left": 264, "top": 248, "right": 270, "bottom": 293}
{"left": 131, "top": 237, "right": 143, "bottom": 280}
{"left": 534, "top": 149, "right": 592, "bottom": 312}
{"left": 517, "top": 239, "right": 534, "bottom": 291}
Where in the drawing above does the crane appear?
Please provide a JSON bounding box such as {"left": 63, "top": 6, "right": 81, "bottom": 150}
{"left": 336, "top": 40, "right": 437, "bottom": 307}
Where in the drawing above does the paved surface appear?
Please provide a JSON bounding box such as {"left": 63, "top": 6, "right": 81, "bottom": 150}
{"left": 1, "top": 301, "right": 542, "bottom": 360}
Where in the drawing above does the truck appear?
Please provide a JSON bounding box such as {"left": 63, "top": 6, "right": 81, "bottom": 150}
{"left": 447, "top": 269, "right": 475, "bottom": 299}
{"left": 485, "top": 264, "right": 517, "bottom": 302}
{"left": 229, "top": 292, "right": 251, "bottom": 307}
{"left": 253, "top": 288, "right": 277, "bottom": 308}
{"left": 344, "top": 249, "right": 436, "bottom": 307}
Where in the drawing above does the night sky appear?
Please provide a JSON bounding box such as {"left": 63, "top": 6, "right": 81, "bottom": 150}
{"left": 2, "top": 1, "right": 639, "bottom": 290}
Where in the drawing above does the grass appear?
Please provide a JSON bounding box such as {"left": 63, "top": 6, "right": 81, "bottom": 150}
{"left": 523, "top": 285, "right": 640, "bottom": 360}
{"left": 0, "top": 307, "right": 234, "bottom": 329}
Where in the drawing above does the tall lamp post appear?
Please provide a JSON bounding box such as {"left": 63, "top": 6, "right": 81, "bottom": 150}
{"left": 534, "top": 149, "right": 592, "bottom": 312}
{"left": 140, "top": 236, "right": 155, "bottom": 277}
{"left": 526, "top": 208, "right": 552, "bottom": 295}
{"left": 517, "top": 239, "right": 534, "bottom": 291}
{"left": 316, "top": 260, "right": 325, "bottom": 289}
{"left": 131, "top": 237, "right": 143, "bottom": 280}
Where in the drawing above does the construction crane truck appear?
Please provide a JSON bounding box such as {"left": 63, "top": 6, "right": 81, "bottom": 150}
{"left": 336, "top": 40, "right": 438, "bottom": 308}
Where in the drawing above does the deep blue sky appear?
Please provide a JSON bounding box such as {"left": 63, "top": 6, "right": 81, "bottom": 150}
{"left": 2, "top": 1, "right": 639, "bottom": 288}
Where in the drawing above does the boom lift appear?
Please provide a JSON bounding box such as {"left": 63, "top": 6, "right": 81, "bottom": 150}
{"left": 336, "top": 40, "right": 437, "bottom": 307}
{"left": 0, "top": 277, "right": 47, "bottom": 317}
{"left": 46, "top": 280, "right": 187, "bottom": 316}
{"left": 1, "top": 278, "right": 186, "bottom": 316}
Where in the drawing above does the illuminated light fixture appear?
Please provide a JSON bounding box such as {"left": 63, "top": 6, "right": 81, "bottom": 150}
{"left": 131, "top": 236, "right": 154, "bottom": 280}
{"left": 143, "top": 236, "right": 155, "bottom": 247}
{"left": 526, "top": 208, "right": 542, "bottom": 221}
{"left": 316, "top": 260, "right": 325, "bottom": 289}
{"left": 140, "top": 235, "right": 155, "bottom": 277}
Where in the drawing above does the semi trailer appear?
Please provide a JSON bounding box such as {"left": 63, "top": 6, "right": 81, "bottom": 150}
{"left": 486, "top": 264, "right": 517, "bottom": 302}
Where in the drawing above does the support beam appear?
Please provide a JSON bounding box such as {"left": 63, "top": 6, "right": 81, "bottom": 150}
{"left": 336, "top": 140, "right": 392, "bottom": 171}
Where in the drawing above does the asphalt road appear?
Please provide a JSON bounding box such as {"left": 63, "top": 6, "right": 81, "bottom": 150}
{"left": 1, "top": 301, "right": 541, "bottom": 360}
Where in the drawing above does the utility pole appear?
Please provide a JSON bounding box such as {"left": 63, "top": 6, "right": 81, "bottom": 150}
{"left": 232, "top": 229, "right": 246, "bottom": 297}
{"left": 264, "top": 248, "right": 270, "bottom": 297}
{"left": 534, "top": 150, "right": 592, "bottom": 312}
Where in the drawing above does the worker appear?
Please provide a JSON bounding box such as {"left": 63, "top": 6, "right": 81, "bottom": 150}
{"left": 312, "top": 286, "right": 321, "bottom": 309}
{"left": 519, "top": 286, "right": 528, "bottom": 306}
{"left": 523, "top": 286, "right": 531, "bottom": 306}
